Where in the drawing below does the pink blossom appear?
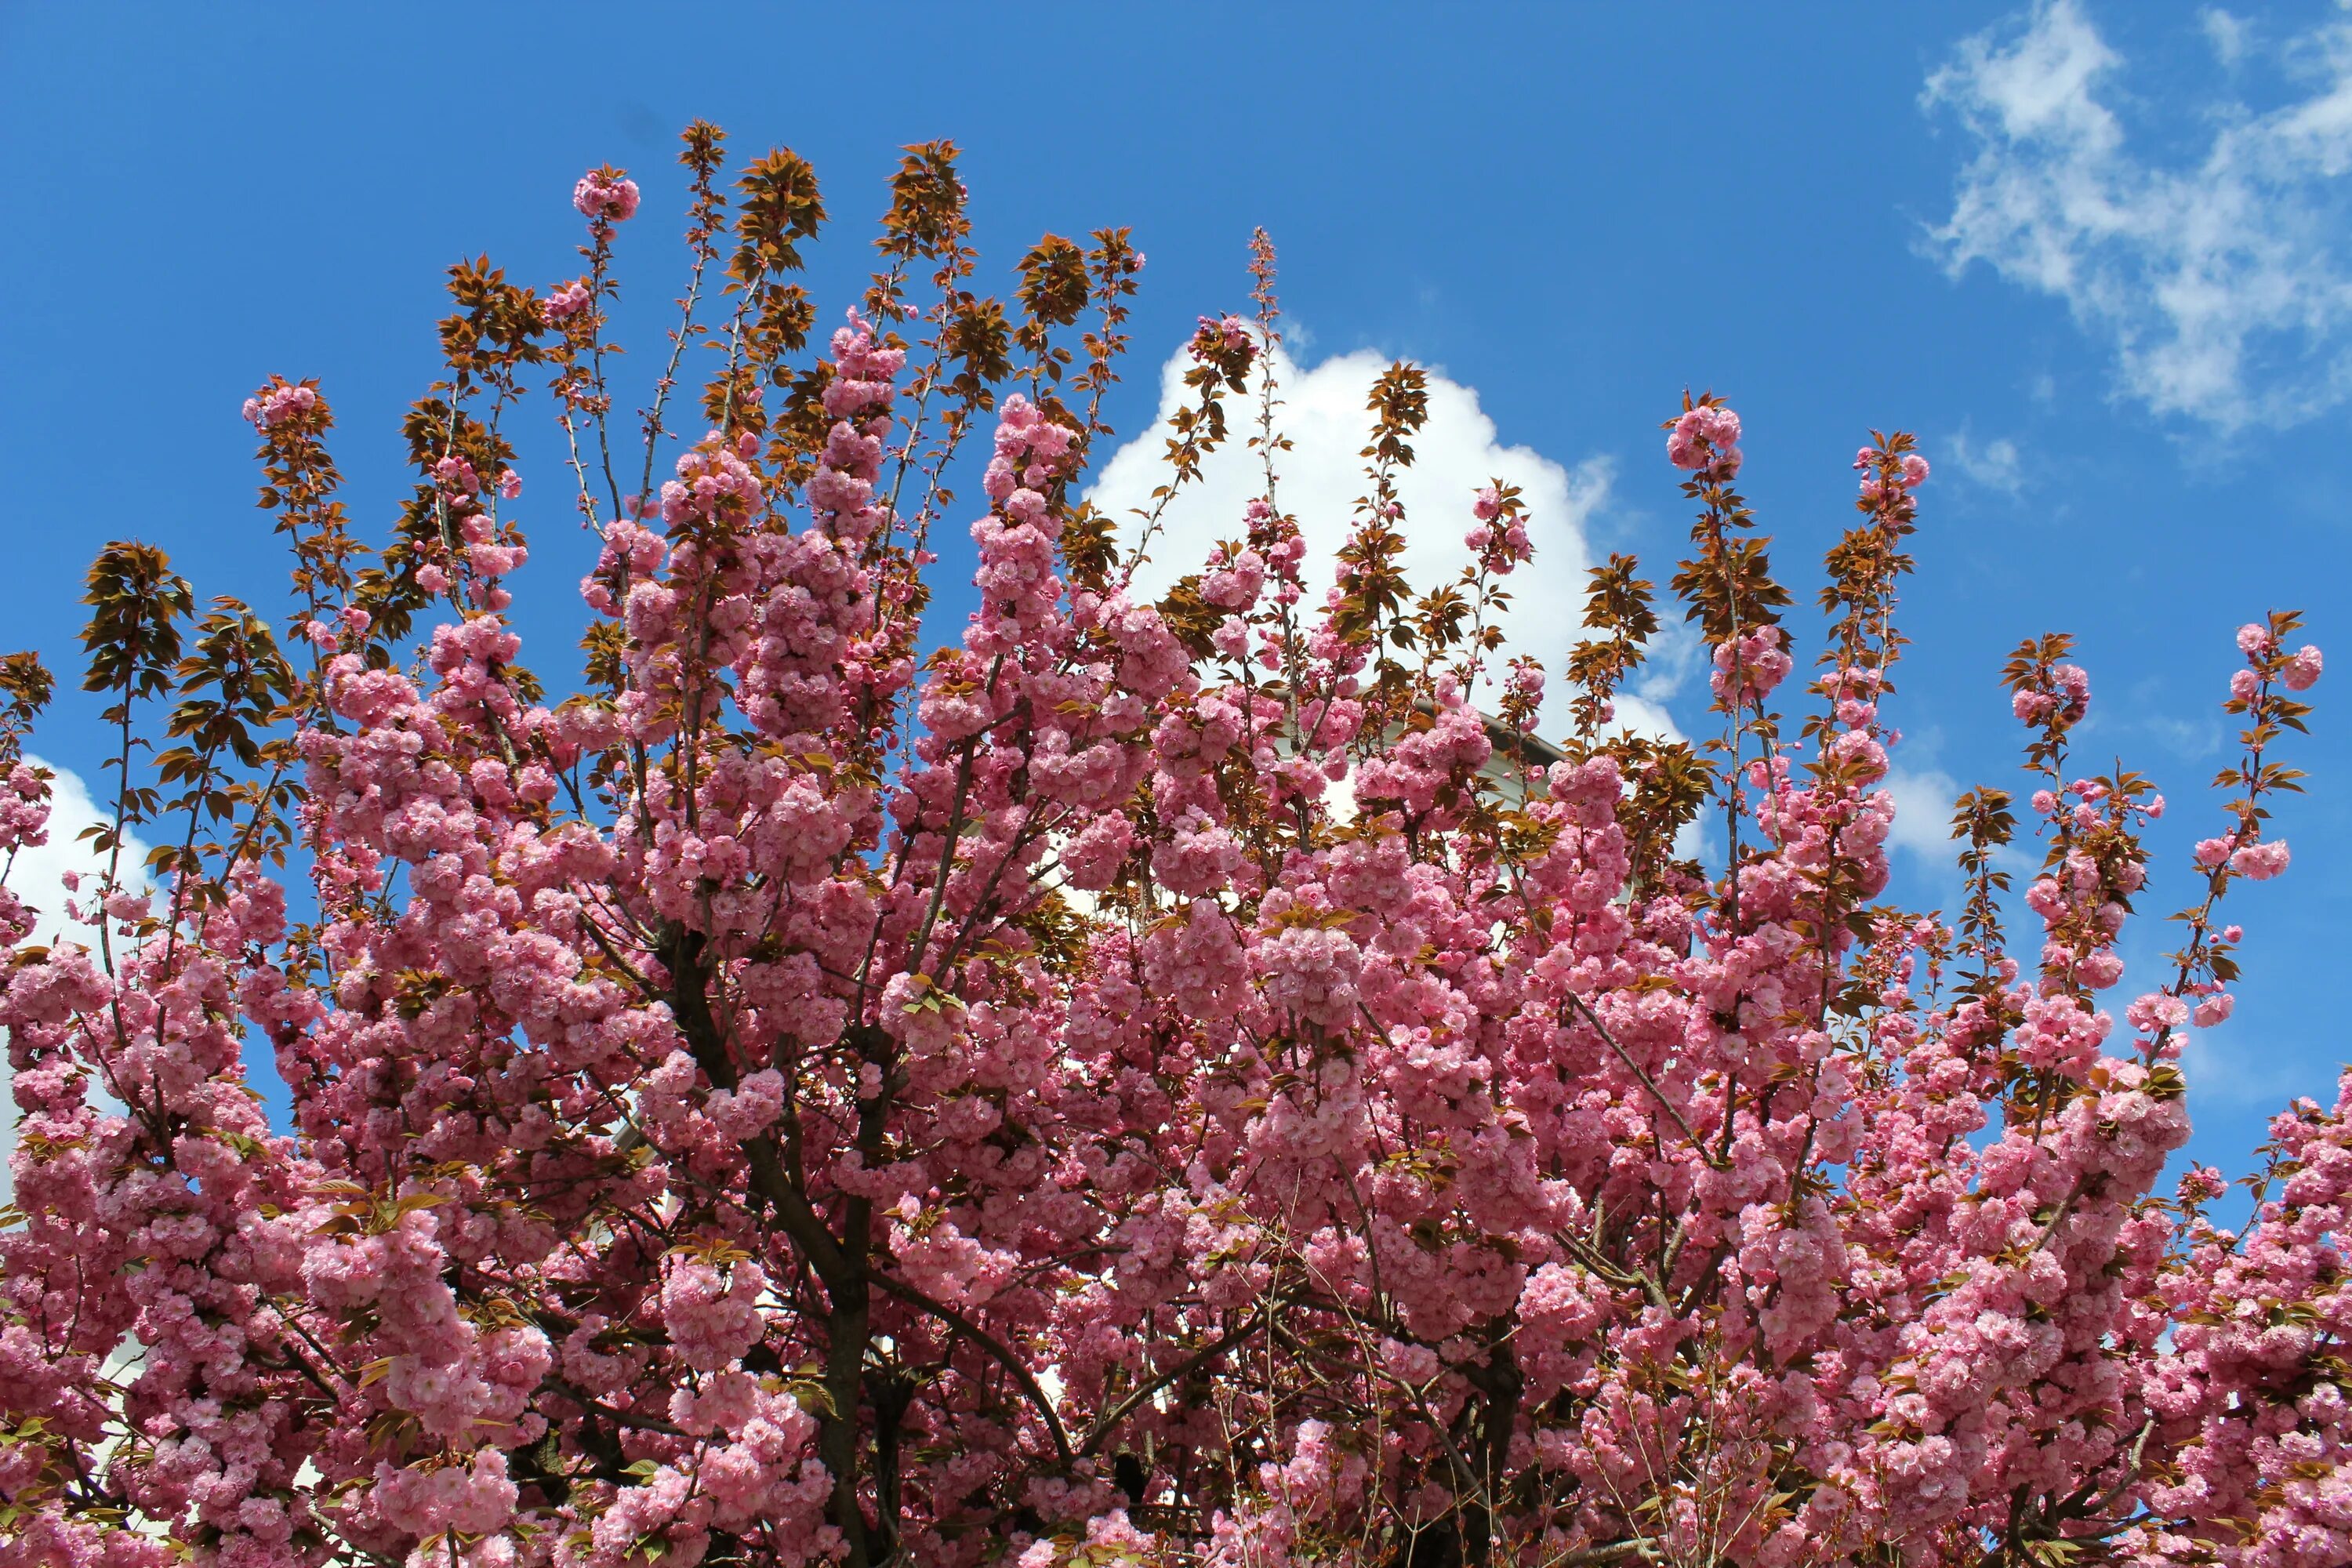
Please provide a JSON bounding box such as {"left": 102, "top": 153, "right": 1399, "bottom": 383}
{"left": 2230, "top": 839, "right": 2290, "bottom": 880}
{"left": 2285, "top": 644, "right": 2324, "bottom": 691}
{"left": 1667, "top": 403, "right": 1742, "bottom": 472}
{"left": 572, "top": 166, "right": 641, "bottom": 223}
{"left": 544, "top": 278, "right": 591, "bottom": 321}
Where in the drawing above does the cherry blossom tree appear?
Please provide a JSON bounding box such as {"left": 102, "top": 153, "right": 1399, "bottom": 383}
{"left": 1, "top": 124, "right": 2344, "bottom": 1568}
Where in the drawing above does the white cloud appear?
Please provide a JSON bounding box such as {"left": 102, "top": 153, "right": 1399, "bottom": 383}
{"left": 2, "top": 757, "right": 151, "bottom": 1202}
{"left": 6, "top": 757, "right": 147, "bottom": 951}
{"left": 1925, "top": 0, "right": 2352, "bottom": 430}
{"left": 2141, "top": 710, "right": 2227, "bottom": 760}
{"left": 1945, "top": 430, "right": 2027, "bottom": 495}
{"left": 2180, "top": 1025, "right": 2311, "bottom": 1108}
{"left": 2202, "top": 7, "right": 2252, "bottom": 68}
{"left": 1087, "top": 342, "right": 1679, "bottom": 739}
{"left": 1883, "top": 764, "right": 1964, "bottom": 873}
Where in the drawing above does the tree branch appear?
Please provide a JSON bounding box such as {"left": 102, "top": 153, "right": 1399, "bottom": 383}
{"left": 866, "top": 1267, "right": 1075, "bottom": 1469}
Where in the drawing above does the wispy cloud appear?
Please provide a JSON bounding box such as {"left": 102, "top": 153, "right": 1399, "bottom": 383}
{"left": 2201, "top": 7, "right": 2252, "bottom": 69}
{"left": 2181, "top": 1026, "right": 2327, "bottom": 1109}
{"left": 1884, "top": 764, "right": 1964, "bottom": 874}
{"left": 2141, "top": 711, "right": 2228, "bottom": 762}
{"left": 1924, "top": 0, "right": 2352, "bottom": 430}
{"left": 1945, "top": 429, "right": 2028, "bottom": 495}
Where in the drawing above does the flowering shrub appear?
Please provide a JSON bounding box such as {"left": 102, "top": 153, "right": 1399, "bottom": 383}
{"left": 0, "top": 122, "right": 2344, "bottom": 1568}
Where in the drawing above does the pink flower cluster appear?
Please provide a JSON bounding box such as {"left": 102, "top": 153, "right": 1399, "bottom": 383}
{"left": 1191, "top": 313, "right": 1252, "bottom": 358}
{"left": 571, "top": 166, "right": 641, "bottom": 223}
{"left": 1667, "top": 401, "right": 1741, "bottom": 474}
{"left": 242, "top": 380, "right": 319, "bottom": 429}
{"left": 543, "top": 278, "right": 591, "bottom": 323}
{"left": 1854, "top": 441, "right": 1929, "bottom": 498}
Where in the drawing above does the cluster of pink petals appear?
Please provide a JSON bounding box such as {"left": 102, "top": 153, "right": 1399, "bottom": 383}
{"left": 1667, "top": 402, "right": 1741, "bottom": 475}
{"left": 571, "top": 168, "right": 640, "bottom": 223}
{"left": 241, "top": 381, "right": 318, "bottom": 429}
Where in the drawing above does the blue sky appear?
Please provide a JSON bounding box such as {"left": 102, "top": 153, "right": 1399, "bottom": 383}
{"left": 4, "top": 2, "right": 2350, "bottom": 1181}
